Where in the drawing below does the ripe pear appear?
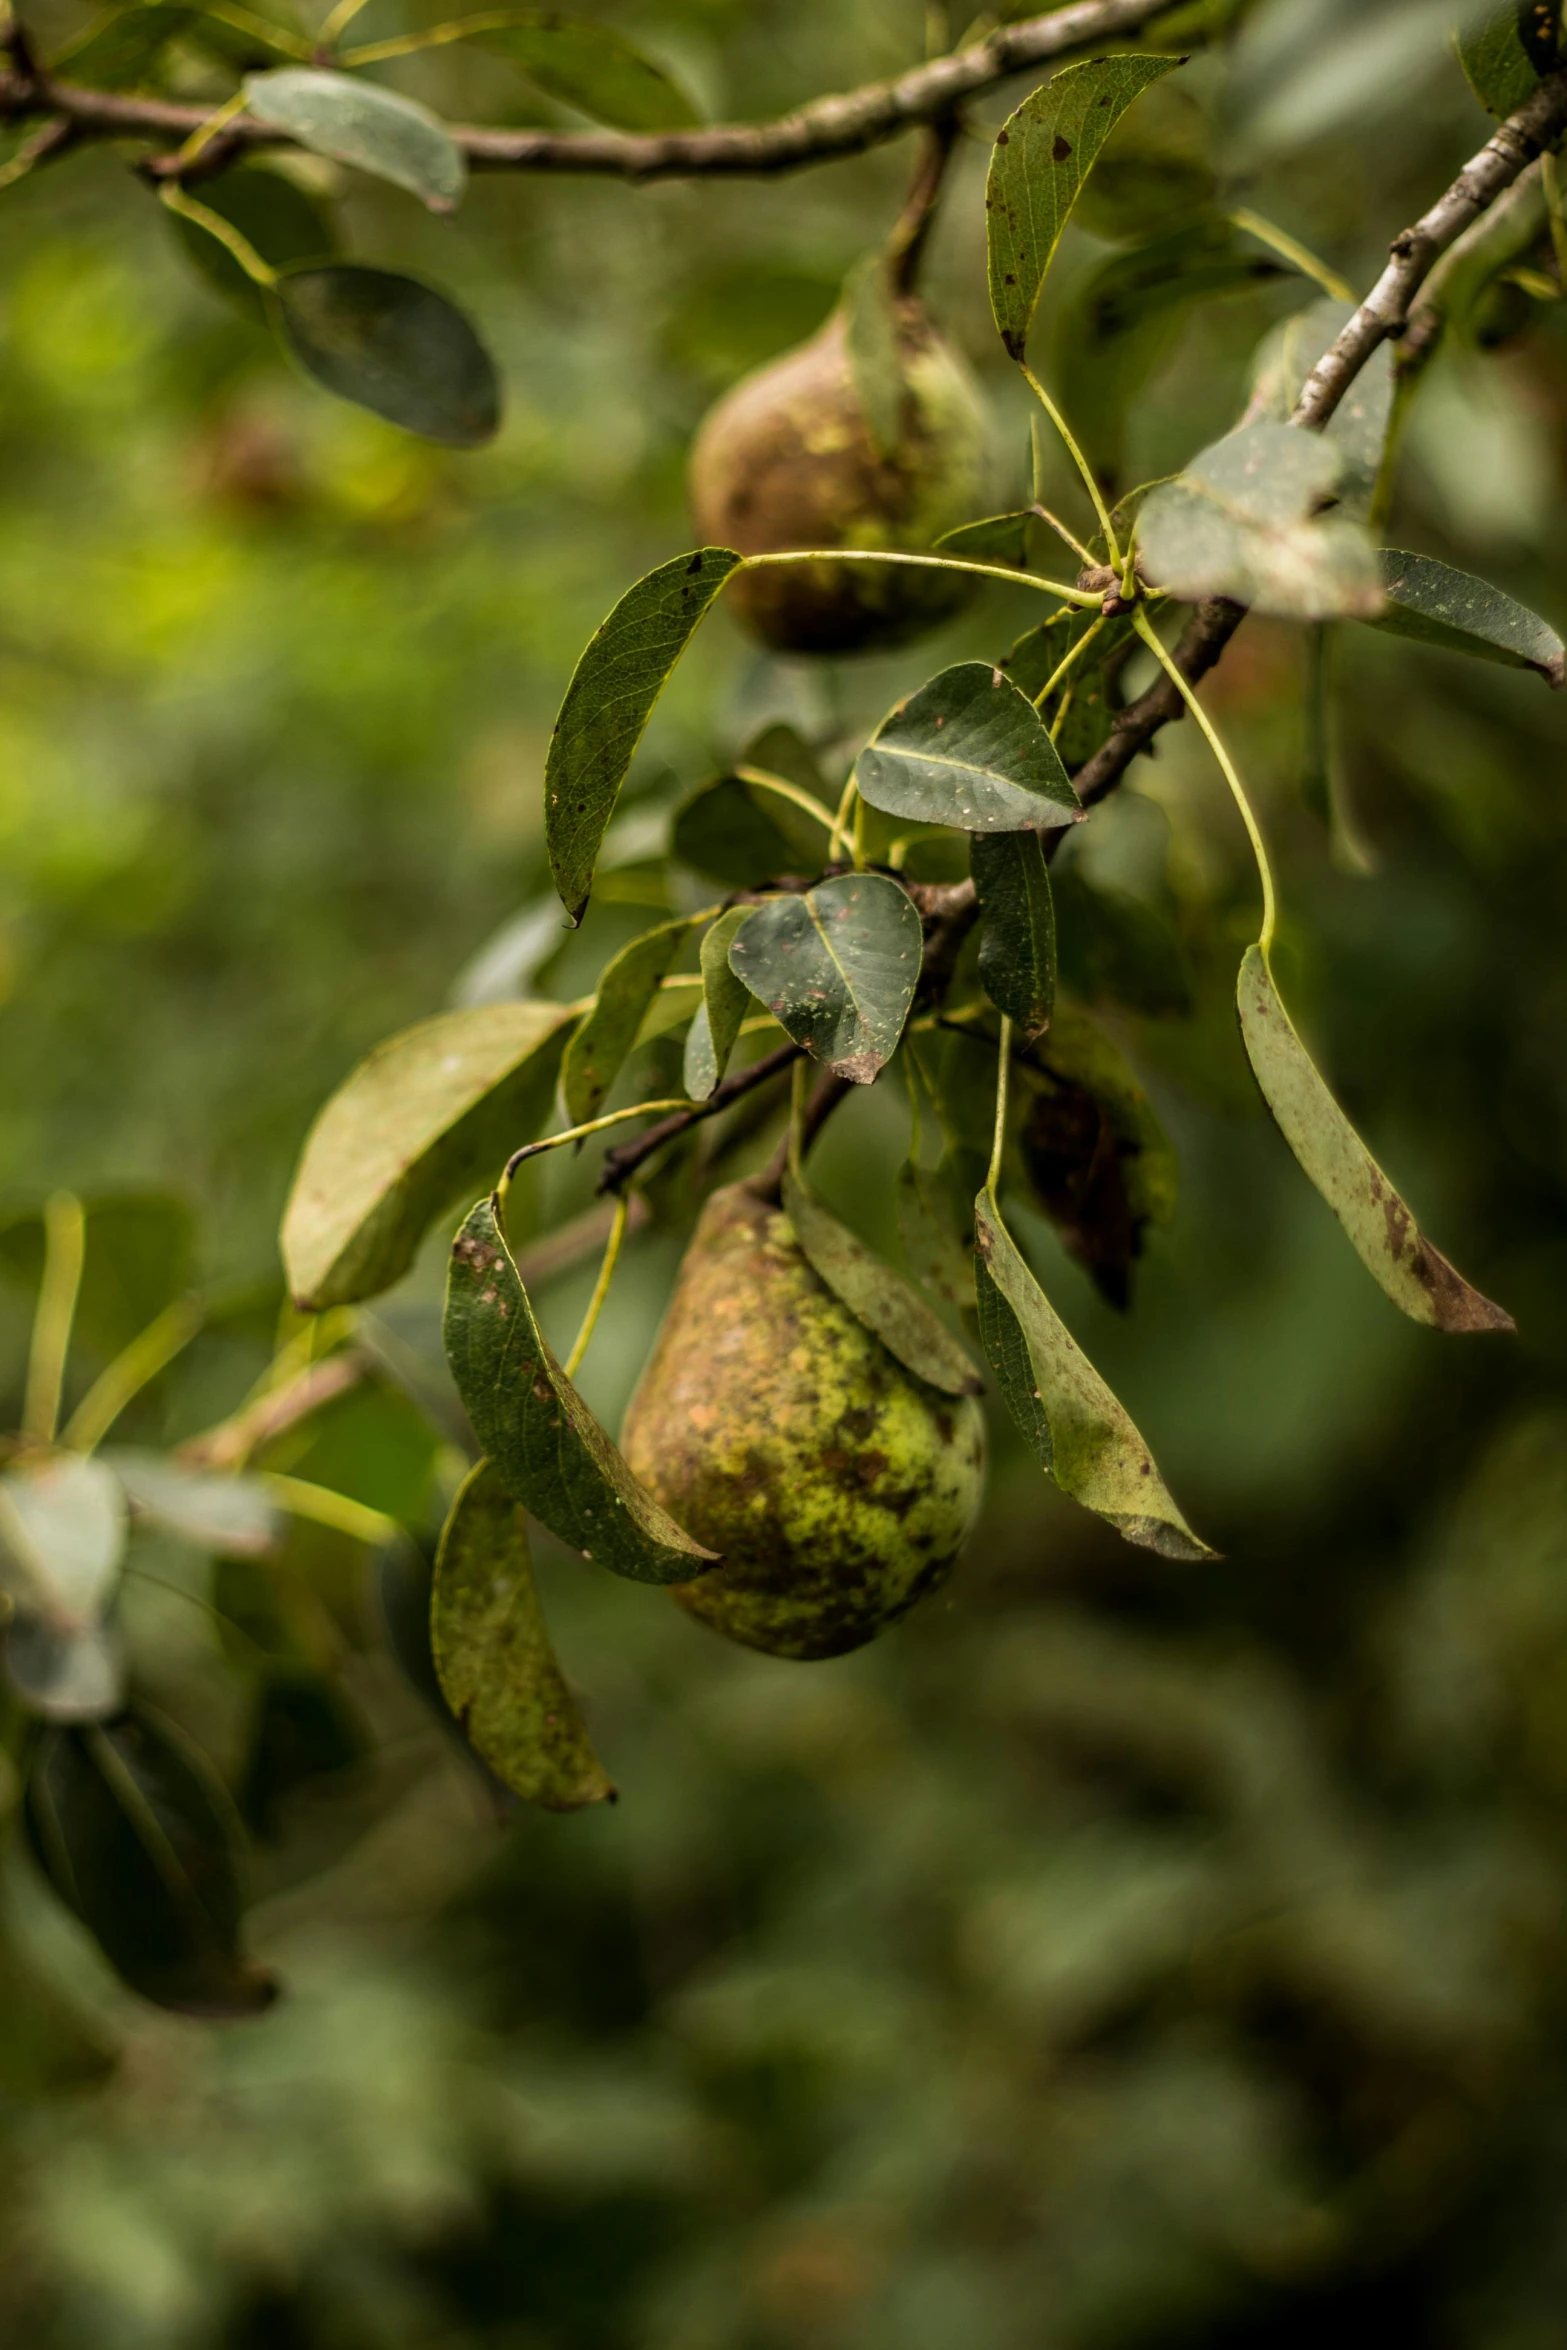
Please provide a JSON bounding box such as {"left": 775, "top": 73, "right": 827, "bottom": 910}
{"left": 620, "top": 1182, "right": 985, "bottom": 1659}
{"left": 688, "top": 296, "right": 994, "bottom": 656}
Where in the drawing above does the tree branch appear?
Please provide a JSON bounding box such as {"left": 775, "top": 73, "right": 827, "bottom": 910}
{"left": 1063, "top": 73, "right": 1567, "bottom": 812}
{"left": 1294, "top": 66, "right": 1567, "bottom": 428}
{"left": 0, "top": 0, "right": 1180, "bottom": 182}
{"left": 597, "top": 1039, "right": 800, "bottom": 1195}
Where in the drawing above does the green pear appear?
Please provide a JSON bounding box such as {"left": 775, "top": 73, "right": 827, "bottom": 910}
{"left": 620, "top": 1182, "right": 986, "bottom": 1659}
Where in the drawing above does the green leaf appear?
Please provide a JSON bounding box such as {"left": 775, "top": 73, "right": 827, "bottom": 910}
{"left": 170, "top": 163, "right": 335, "bottom": 323}
{"left": 985, "top": 53, "right": 1186, "bottom": 361}
{"left": 106, "top": 1451, "right": 279, "bottom": 1557}
{"left": 272, "top": 266, "right": 501, "bottom": 447}
{"left": 245, "top": 68, "right": 465, "bottom": 210}
{"left": 841, "top": 254, "right": 906, "bottom": 459}
{"left": 25, "top": 1707, "right": 276, "bottom": 2018}
{"left": 1237, "top": 943, "right": 1513, "bottom": 1334}
{"left": 432, "top": 1460, "right": 614, "bottom": 1809}
{"left": 545, "top": 548, "right": 741, "bottom": 924}
{"left": 972, "top": 830, "right": 1056, "bottom": 1039}
{"left": 684, "top": 906, "right": 753, "bottom": 1100}
{"left": 728, "top": 873, "right": 922, "bottom": 1084}
{"left": 1015, "top": 1002, "right": 1178, "bottom": 1310}
{"left": 0, "top": 1457, "right": 126, "bottom": 1629}
{"left": 282, "top": 1000, "right": 574, "bottom": 1310}
{"left": 562, "top": 916, "right": 695, "bottom": 1125}
{"left": 460, "top": 12, "right": 701, "bottom": 130}
{"left": 1362, "top": 548, "right": 1564, "bottom": 685}
{"left": 781, "top": 1170, "right": 980, "bottom": 1398}
{"left": 1246, "top": 297, "right": 1392, "bottom": 520}
{"left": 50, "top": 3, "right": 196, "bottom": 87}
{"left": 1460, "top": 2, "right": 1558, "bottom": 115}
{"left": 857, "top": 662, "right": 1081, "bottom": 834}
{"left": 4, "top": 1621, "right": 125, "bottom": 1725}
{"left": 896, "top": 1154, "right": 973, "bottom": 1308}
{"left": 933, "top": 510, "right": 1034, "bottom": 567}
{"left": 1137, "top": 422, "right": 1383, "bottom": 620}
{"left": 973, "top": 1188, "right": 1212, "bottom": 1558}
{"left": 444, "top": 1195, "right": 716, "bottom": 1584}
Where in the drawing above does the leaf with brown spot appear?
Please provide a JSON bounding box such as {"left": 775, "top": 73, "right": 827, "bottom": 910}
{"left": 545, "top": 548, "right": 741, "bottom": 924}
{"left": 986, "top": 53, "right": 1186, "bottom": 361}
{"left": 444, "top": 1195, "right": 717, "bottom": 1584}
{"left": 1237, "top": 943, "right": 1513, "bottom": 1334}
{"left": 973, "top": 1185, "right": 1212, "bottom": 1560}
{"left": 562, "top": 915, "right": 698, "bottom": 1125}
{"left": 728, "top": 873, "right": 921, "bottom": 1083}
{"left": 432, "top": 1461, "right": 613, "bottom": 1810}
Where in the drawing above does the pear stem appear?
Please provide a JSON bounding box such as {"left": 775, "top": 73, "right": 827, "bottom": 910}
{"left": 987, "top": 1016, "right": 1012, "bottom": 1196}
{"left": 562, "top": 1192, "right": 629, "bottom": 1380}
{"left": 886, "top": 113, "right": 960, "bottom": 295}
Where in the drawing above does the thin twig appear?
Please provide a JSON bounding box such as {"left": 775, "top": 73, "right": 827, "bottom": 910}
{"left": 1294, "top": 66, "right": 1567, "bottom": 428}
{"left": 0, "top": 0, "right": 1183, "bottom": 183}
{"left": 179, "top": 1349, "right": 368, "bottom": 1471}
{"left": 886, "top": 113, "right": 961, "bottom": 294}
{"left": 597, "top": 1041, "right": 800, "bottom": 1195}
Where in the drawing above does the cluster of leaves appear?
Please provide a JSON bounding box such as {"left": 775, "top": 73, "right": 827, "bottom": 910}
{"left": 8, "top": 10, "right": 1567, "bottom": 2016}
{"left": 268, "top": 49, "right": 1562, "bottom": 1830}
{"left": 0, "top": 1188, "right": 442, "bottom": 2014}
{"left": 35, "top": 0, "right": 704, "bottom": 442}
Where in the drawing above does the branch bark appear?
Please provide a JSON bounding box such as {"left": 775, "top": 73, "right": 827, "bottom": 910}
{"left": 1064, "top": 72, "right": 1567, "bottom": 812}
{"left": 0, "top": 0, "right": 1179, "bottom": 181}
{"left": 1294, "top": 67, "right": 1567, "bottom": 428}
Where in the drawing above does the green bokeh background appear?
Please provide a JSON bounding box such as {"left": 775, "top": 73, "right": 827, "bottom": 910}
{"left": 3, "top": 1, "right": 1567, "bottom": 2344}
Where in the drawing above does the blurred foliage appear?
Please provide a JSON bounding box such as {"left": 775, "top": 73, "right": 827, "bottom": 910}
{"left": 2, "top": 0, "right": 1567, "bottom": 2345}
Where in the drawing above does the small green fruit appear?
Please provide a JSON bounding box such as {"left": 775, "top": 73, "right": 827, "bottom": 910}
{"left": 687, "top": 297, "right": 994, "bottom": 656}
{"left": 620, "top": 1182, "right": 986, "bottom": 1659}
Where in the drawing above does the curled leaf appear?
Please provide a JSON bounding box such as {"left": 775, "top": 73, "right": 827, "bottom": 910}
{"left": 974, "top": 1187, "right": 1212, "bottom": 1559}
{"left": 444, "top": 1195, "right": 716, "bottom": 1584}
{"left": 1237, "top": 944, "right": 1513, "bottom": 1334}
{"left": 433, "top": 1461, "right": 614, "bottom": 1809}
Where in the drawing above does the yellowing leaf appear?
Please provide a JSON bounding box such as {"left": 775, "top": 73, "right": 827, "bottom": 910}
{"left": 282, "top": 1001, "right": 574, "bottom": 1310}
{"left": 1237, "top": 944, "right": 1513, "bottom": 1334}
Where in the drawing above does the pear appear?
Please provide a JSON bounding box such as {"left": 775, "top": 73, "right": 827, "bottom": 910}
{"left": 687, "top": 297, "right": 994, "bottom": 656}
{"left": 620, "top": 1182, "right": 985, "bottom": 1659}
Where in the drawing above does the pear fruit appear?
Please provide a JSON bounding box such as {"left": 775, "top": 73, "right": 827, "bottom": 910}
{"left": 687, "top": 297, "right": 994, "bottom": 656}
{"left": 620, "top": 1182, "right": 985, "bottom": 1659}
